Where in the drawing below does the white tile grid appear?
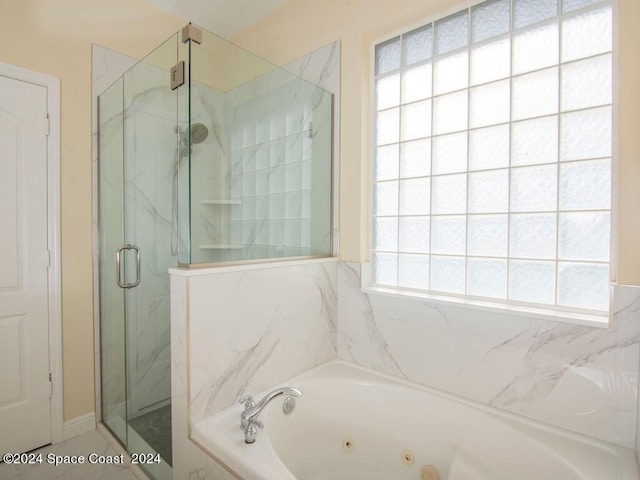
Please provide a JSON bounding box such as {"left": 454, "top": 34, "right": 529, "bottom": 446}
{"left": 0, "top": 430, "right": 137, "bottom": 480}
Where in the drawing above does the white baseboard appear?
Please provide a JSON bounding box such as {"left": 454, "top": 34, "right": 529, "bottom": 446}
{"left": 63, "top": 412, "right": 96, "bottom": 441}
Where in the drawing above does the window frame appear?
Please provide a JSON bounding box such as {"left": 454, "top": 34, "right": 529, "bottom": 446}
{"left": 365, "top": 0, "right": 619, "bottom": 327}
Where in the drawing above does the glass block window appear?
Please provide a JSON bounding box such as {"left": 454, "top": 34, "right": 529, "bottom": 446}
{"left": 372, "top": 0, "right": 612, "bottom": 313}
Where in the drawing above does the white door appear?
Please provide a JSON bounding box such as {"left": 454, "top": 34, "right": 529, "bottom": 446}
{"left": 0, "top": 74, "right": 51, "bottom": 455}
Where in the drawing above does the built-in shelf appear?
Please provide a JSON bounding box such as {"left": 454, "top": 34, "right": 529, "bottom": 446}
{"left": 199, "top": 244, "right": 243, "bottom": 250}
{"left": 200, "top": 199, "right": 241, "bottom": 205}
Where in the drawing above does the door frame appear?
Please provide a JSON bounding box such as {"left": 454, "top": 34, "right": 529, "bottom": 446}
{"left": 0, "top": 61, "right": 63, "bottom": 444}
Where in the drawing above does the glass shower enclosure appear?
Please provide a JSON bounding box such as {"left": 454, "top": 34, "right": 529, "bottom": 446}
{"left": 98, "top": 24, "right": 333, "bottom": 479}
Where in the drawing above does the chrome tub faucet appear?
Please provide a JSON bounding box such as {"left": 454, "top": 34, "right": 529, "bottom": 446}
{"left": 239, "top": 387, "right": 302, "bottom": 444}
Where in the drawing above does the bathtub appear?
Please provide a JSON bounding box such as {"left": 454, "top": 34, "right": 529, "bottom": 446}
{"left": 192, "top": 361, "right": 639, "bottom": 480}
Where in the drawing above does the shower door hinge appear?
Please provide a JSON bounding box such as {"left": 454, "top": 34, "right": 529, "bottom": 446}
{"left": 171, "top": 61, "right": 185, "bottom": 90}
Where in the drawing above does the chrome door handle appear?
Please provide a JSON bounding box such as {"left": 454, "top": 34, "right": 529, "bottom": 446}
{"left": 116, "top": 244, "right": 141, "bottom": 289}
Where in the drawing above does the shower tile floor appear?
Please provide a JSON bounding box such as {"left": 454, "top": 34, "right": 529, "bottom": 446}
{"left": 0, "top": 430, "right": 137, "bottom": 480}
{"left": 128, "top": 405, "right": 172, "bottom": 467}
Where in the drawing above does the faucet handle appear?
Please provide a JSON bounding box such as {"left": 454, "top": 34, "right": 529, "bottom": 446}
{"left": 239, "top": 395, "right": 255, "bottom": 409}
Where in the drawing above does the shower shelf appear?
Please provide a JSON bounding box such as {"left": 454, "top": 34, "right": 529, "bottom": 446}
{"left": 201, "top": 199, "right": 241, "bottom": 205}
{"left": 199, "top": 244, "right": 243, "bottom": 250}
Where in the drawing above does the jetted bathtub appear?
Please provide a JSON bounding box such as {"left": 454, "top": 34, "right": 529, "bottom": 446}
{"left": 192, "top": 361, "right": 639, "bottom": 480}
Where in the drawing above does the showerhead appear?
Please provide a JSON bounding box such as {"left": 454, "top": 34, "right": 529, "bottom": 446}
{"left": 190, "top": 123, "right": 209, "bottom": 144}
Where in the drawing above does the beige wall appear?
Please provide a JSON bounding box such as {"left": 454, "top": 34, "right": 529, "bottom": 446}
{"left": 233, "top": 0, "right": 640, "bottom": 285}
{"left": 0, "top": 0, "right": 183, "bottom": 421}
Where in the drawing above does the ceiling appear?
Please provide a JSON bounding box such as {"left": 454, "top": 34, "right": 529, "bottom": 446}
{"left": 144, "top": 0, "right": 294, "bottom": 39}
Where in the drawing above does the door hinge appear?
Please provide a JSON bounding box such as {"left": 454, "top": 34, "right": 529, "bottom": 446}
{"left": 45, "top": 114, "right": 50, "bottom": 136}
{"left": 170, "top": 61, "right": 185, "bottom": 90}
{"left": 49, "top": 373, "right": 53, "bottom": 397}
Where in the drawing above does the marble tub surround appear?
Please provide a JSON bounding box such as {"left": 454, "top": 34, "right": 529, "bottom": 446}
{"left": 338, "top": 262, "right": 640, "bottom": 449}
{"left": 187, "top": 258, "right": 338, "bottom": 426}
{"left": 170, "top": 258, "right": 338, "bottom": 478}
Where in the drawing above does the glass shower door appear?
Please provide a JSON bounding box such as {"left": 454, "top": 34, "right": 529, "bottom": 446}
{"left": 121, "top": 36, "right": 179, "bottom": 478}
{"left": 99, "top": 32, "right": 184, "bottom": 480}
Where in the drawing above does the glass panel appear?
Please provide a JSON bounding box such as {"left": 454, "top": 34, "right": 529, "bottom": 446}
{"left": 376, "top": 37, "right": 402, "bottom": 74}
{"left": 433, "top": 91, "right": 468, "bottom": 135}
{"left": 471, "top": 0, "right": 511, "bottom": 43}
{"left": 402, "top": 63, "right": 432, "bottom": 103}
{"left": 513, "top": 0, "right": 558, "bottom": 29}
{"left": 467, "top": 214, "right": 508, "bottom": 256}
{"left": 562, "top": 0, "right": 603, "bottom": 13}
{"left": 375, "top": 144, "right": 399, "bottom": 181}
{"left": 376, "top": 73, "right": 401, "bottom": 110}
{"left": 403, "top": 25, "right": 433, "bottom": 65}
{"left": 559, "top": 211, "right": 610, "bottom": 261}
{"left": 400, "top": 139, "right": 431, "bottom": 178}
{"left": 468, "top": 169, "right": 509, "bottom": 213}
{"left": 399, "top": 216, "right": 430, "bottom": 253}
{"left": 373, "top": 252, "right": 398, "bottom": 286}
{"left": 376, "top": 107, "right": 400, "bottom": 145}
{"left": 99, "top": 77, "right": 127, "bottom": 445}
{"left": 560, "top": 106, "right": 611, "bottom": 161}
{"left": 432, "top": 173, "right": 467, "bottom": 214}
{"left": 561, "top": 54, "right": 611, "bottom": 112}
{"left": 558, "top": 262, "right": 609, "bottom": 310}
{"left": 511, "top": 164, "right": 557, "bottom": 212}
{"left": 511, "top": 116, "right": 558, "bottom": 166}
{"left": 374, "top": 217, "right": 398, "bottom": 251}
{"left": 562, "top": 5, "right": 612, "bottom": 62}
{"left": 469, "top": 79, "right": 510, "bottom": 128}
{"left": 374, "top": 180, "right": 399, "bottom": 216}
{"left": 399, "top": 178, "right": 430, "bottom": 215}
{"left": 509, "top": 260, "right": 556, "bottom": 304}
{"left": 196, "top": 29, "right": 335, "bottom": 262}
{"left": 469, "top": 124, "right": 510, "bottom": 171}
{"left": 512, "top": 67, "right": 559, "bottom": 121}
{"left": 431, "top": 215, "right": 466, "bottom": 255}
{"left": 401, "top": 100, "right": 432, "bottom": 141}
{"left": 431, "top": 255, "right": 466, "bottom": 294}
{"left": 121, "top": 33, "right": 178, "bottom": 473}
{"left": 434, "top": 51, "right": 468, "bottom": 95}
{"left": 398, "top": 254, "right": 430, "bottom": 289}
{"left": 559, "top": 158, "right": 611, "bottom": 210}
{"left": 435, "top": 10, "right": 469, "bottom": 55}
{"left": 432, "top": 132, "right": 467, "bottom": 175}
{"left": 467, "top": 258, "right": 507, "bottom": 298}
{"left": 510, "top": 213, "right": 557, "bottom": 259}
{"left": 470, "top": 37, "right": 510, "bottom": 85}
{"left": 513, "top": 21, "right": 559, "bottom": 75}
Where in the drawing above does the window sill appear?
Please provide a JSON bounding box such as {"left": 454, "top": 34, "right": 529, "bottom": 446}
{"left": 360, "top": 283, "right": 610, "bottom": 329}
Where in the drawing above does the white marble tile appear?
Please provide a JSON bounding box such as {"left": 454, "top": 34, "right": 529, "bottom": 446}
{"left": 188, "top": 260, "right": 338, "bottom": 426}
{"left": 337, "top": 262, "right": 640, "bottom": 449}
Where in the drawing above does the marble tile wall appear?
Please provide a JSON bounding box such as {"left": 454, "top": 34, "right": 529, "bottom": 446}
{"left": 187, "top": 259, "right": 338, "bottom": 426}
{"left": 338, "top": 262, "right": 640, "bottom": 449}
{"left": 170, "top": 258, "right": 337, "bottom": 478}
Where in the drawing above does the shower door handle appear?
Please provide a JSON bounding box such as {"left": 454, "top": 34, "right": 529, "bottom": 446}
{"left": 116, "top": 244, "right": 141, "bottom": 289}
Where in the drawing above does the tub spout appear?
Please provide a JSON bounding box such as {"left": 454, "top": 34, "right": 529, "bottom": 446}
{"left": 239, "top": 387, "right": 302, "bottom": 444}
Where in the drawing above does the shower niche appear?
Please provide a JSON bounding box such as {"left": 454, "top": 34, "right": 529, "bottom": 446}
{"left": 97, "top": 23, "right": 333, "bottom": 480}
